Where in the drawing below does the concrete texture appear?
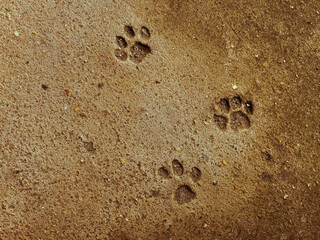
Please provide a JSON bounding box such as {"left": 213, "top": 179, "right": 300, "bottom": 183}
{"left": 0, "top": 0, "right": 319, "bottom": 239}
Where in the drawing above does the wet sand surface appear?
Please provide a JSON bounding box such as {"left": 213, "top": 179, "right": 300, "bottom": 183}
{"left": 0, "top": 0, "right": 319, "bottom": 239}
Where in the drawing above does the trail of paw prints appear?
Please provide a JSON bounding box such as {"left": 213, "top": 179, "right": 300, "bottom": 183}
{"left": 213, "top": 95, "right": 254, "bottom": 131}
{"left": 158, "top": 160, "right": 201, "bottom": 204}
{"left": 114, "top": 25, "right": 151, "bottom": 63}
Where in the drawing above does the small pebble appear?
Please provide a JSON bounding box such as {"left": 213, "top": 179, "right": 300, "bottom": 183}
{"left": 98, "top": 82, "right": 104, "bottom": 88}
{"left": 232, "top": 85, "right": 238, "bottom": 89}
{"left": 65, "top": 89, "right": 71, "bottom": 96}
{"left": 283, "top": 194, "right": 288, "bottom": 200}
{"left": 213, "top": 180, "right": 218, "bottom": 185}
{"left": 14, "top": 31, "right": 19, "bottom": 37}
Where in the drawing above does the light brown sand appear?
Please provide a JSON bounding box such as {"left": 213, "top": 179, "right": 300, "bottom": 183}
{"left": 0, "top": 0, "right": 319, "bottom": 239}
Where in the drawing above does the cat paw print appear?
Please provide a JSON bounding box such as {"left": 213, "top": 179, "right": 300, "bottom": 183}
{"left": 114, "top": 25, "right": 151, "bottom": 63}
{"left": 213, "top": 95, "right": 254, "bottom": 131}
{"left": 158, "top": 160, "right": 201, "bottom": 204}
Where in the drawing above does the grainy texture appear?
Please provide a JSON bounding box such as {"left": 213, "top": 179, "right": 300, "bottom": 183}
{"left": 0, "top": 0, "right": 319, "bottom": 239}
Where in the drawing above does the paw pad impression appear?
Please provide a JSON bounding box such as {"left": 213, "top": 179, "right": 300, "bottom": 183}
{"left": 213, "top": 95, "right": 253, "bottom": 131}
{"left": 158, "top": 160, "right": 201, "bottom": 204}
{"left": 114, "top": 25, "right": 151, "bottom": 63}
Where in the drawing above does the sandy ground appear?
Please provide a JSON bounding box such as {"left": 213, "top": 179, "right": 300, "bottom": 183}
{"left": 0, "top": 0, "right": 320, "bottom": 239}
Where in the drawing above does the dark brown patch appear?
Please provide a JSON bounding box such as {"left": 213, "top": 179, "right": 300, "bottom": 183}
{"left": 124, "top": 25, "right": 135, "bottom": 37}
{"left": 116, "top": 36, "right": 127, "bottom": 48}
{"left": 244, "top": 101, "right": 254, "bottom": 114}
{"left": 218, "top": 98, "right": 230, "bottom": 113}
{"left": 84, "top": 141, "right": 95, "bottom": 152}
{"left": 13, "top": 169, "right": 23, "bottom": 174}
{"left": 158, "top": 167, "right": 170, "bottom": 178}
{"left": 151, "top": 189, "right": 160, "bottom": 197}
{"left": 230, "top": 111, "right": 250, "bottom": 130}
{"left": 213, "top": 114, "right": 228, "bottom": 130}
{"left": 129, "top": 42, "right": 151, "bottom": 63}
{"left": 262, "top": 151, "right": 272, "bottom": 162}
{"left": 174, "top": 185, "right": 196, "bottom": 204}
{"left": 172, "top": 159, "right": 184, "bottom": 176}
{"left": 260, "top": 172, "right": 273, "bottom": 182}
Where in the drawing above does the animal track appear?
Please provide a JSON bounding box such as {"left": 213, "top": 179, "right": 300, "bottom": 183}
{"left": 158, "top": 160, "right": 201, "bottom": 204}
{"left": 213, "top": 95, "right": 253, "bottom": 131}
{"left": 114, "top": 25, "right": 151, "bottom": 63}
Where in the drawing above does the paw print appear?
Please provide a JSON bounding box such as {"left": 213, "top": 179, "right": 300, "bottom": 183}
{"left": 213, "top": 95, "right": 253, "bottom": 131}
{"left": 114, "top": 25, "right": 151, "bottom": 63}
{"left": 158, "top": 160, "right": 201, "bottom": 204}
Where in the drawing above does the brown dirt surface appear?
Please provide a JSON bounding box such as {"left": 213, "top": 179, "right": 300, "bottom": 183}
{"left": 0, "top": 0, "right": 320, "bottom": 239}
